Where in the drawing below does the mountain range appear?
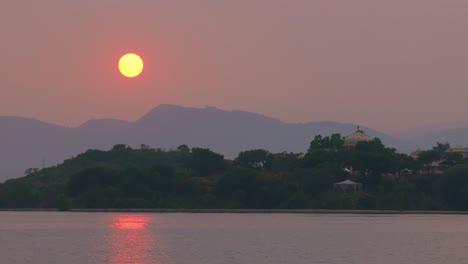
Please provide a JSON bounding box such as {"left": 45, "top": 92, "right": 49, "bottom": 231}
{"left": 1, "top": 104, "right": 467, "bottom": 181}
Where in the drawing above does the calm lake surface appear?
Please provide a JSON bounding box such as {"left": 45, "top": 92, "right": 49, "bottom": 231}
{"left": 1, "top": 212, "right": 468, "bottom": 263}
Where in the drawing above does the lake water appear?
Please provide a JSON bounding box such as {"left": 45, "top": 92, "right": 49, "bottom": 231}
{"left": 1, "top": 212, "right": 468, "bottom": 263}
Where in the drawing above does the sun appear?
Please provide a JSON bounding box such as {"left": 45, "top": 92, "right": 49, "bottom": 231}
{"left": 118, "top": 53, "right": 144, "bottom": 78}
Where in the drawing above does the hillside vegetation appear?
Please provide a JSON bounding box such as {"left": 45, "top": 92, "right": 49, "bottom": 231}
{"left": 0, "top": 105, "right": 408, "bottom": 180}
{"left": 1, "top": 136, "right": 468, "bottom": 210}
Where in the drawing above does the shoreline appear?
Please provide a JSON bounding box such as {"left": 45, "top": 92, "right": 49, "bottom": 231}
{"left": 2, "top": 208, "right": 468, "bottom": 214}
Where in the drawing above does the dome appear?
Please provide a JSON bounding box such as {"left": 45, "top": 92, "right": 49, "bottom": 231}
{"left": 344, "top": 126, "right": 372, "bottom": 148}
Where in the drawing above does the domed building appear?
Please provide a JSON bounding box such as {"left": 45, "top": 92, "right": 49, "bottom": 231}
{"left": 344, "top": 126, "right": 372, "bottom": 149}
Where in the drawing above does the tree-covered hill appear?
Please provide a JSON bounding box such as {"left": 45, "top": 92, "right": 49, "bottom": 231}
{"left": 1, "top": 137, "right": 468, "bottom": 210}
{"left": 0, "top": 104, "right": 408, "bottom": 181}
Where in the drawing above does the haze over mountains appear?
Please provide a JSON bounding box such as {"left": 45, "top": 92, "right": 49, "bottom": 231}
{"left": 1, "top": 104, "right": 467, "bottom": 181}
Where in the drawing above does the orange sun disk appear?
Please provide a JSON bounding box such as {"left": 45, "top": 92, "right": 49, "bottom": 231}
{"left": 118, "top": 53, "right": 144, "bottom": 78}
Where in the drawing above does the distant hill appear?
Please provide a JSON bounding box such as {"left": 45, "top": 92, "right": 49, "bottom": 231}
{"left": 404, "top": 127, "right": 468, "bottom": 149}
{"left": 0, "top": 104, "right": 409, "bottom": 181}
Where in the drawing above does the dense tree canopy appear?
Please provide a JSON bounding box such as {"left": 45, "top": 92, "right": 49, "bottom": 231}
{"left": 0, "top": 137, "right": 467, "bottom": 210}
{"left": 234, "top": 149, "right": 269, "bottom": 169}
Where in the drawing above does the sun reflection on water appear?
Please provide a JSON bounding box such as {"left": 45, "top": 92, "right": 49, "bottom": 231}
{"left": 108, "top": 215, "right": 166, "bottom": 264}
{"left": 113, "top": 215, "right": 149, "bottom": 230}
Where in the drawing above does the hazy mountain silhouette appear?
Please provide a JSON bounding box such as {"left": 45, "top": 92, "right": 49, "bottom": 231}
{"left": 396, "top": 121, "right": 468, "bottom": 139}
{"left": 0, "top": 104, "right": 409, "bottom": 181}
{"left": 403, "top": 126, "right": 468, "bottom": 149}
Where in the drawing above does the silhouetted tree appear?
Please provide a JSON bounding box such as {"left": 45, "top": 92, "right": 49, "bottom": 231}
{"left": 234, "top": 149, "right": 269, "bottom": 169}
{"left": 190, "top": 148, "right": 225, "bottom": 176}
{"left": 177, "top": 144, "right": 190, "bottom": 153}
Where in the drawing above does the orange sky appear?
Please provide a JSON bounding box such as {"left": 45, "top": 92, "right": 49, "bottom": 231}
{"left": 1, "top": 1, "right": 468, "bottom": 133}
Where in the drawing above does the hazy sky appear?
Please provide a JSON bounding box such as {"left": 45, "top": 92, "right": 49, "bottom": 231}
{"left": 1, "top": 1, "right": 468, "bottom": 133}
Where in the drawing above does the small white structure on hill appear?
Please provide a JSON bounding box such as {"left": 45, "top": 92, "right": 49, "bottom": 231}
{"left": 334, "top": 179, "right": 362, "bottom": 192}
